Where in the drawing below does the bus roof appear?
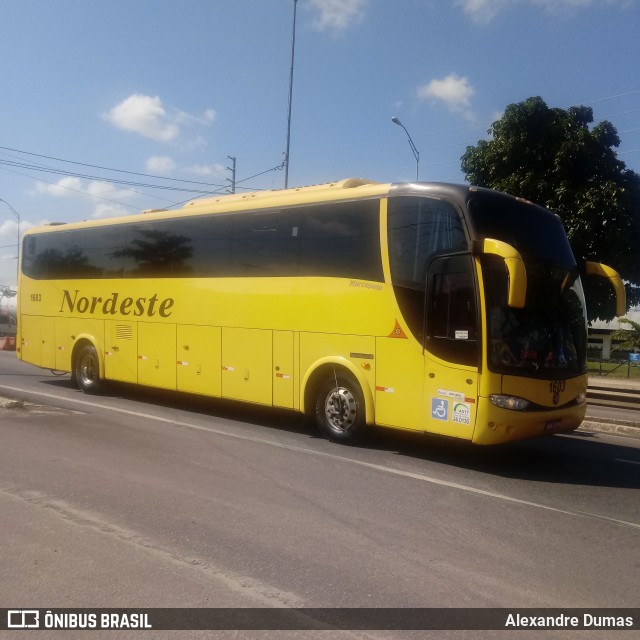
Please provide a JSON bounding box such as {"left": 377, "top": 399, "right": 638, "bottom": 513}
{"left": 25, "top": 179, "right": 546, "bottom": 235}
{"left": 179, "top": 178, "right": 388, "bottom": 213}
{"left": 26, "top": 178, "right": 393, "bottom": 234}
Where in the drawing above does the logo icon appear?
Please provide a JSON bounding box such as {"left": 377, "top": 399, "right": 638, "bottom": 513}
{"left": 8, "top": 610, "right": 40, "bottom": 629}
{"left": 431, "top": 398, "right": 449, "bottom": 421}
{"left": 452, "top": 402, "right": 471, "bottom": 425}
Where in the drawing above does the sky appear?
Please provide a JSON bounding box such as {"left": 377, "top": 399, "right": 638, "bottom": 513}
{"left": 0, "top": 0, "right": 639, "bottom": 286}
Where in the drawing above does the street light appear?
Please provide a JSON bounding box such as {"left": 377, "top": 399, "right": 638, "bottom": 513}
{"left": 391, "top": 116, "right": 420, "bottom": 181}
{"left": 284, "top": 0, "right": 298, "bottom": 189}
{"left": 0, "top": 198, "right": 20, "bottom": 284}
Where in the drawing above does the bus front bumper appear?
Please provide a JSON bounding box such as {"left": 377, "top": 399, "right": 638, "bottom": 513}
{"left": 471, "top": 397, "right": 587, "bottom": 445}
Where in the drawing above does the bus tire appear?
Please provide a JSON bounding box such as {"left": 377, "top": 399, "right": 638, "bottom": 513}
{"left": 73, "top": 344, "right": 103, "bottom": 394}
{"left": 314, "top": 372, "right": 367, "bottom": 444}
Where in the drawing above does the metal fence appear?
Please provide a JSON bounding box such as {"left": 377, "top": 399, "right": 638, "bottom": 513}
{"left": 587, "top": 352, "right": 640, "bottom": 378}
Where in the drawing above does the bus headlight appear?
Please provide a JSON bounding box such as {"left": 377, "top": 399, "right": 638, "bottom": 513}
{"left": 490, "top": 394, "right": 531, "bottom": 411}
{"left": 575, "top": 392, "right": 587, "bottom": 405}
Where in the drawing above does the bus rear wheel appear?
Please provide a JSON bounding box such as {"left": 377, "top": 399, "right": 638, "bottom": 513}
{"left": 73, "top": 344, "right": 103, "bottom": 394}
{"left": 314, "top": 372, "right": 367, "bottom": 444}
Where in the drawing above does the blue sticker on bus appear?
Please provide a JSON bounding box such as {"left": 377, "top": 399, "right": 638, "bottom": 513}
{"left": 431, "top": 398, "right": 449, "bottom": 421}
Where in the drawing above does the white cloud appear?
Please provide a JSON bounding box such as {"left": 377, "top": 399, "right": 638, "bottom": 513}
{"left": 34, "top": 176, "right": 83, "bottom": 197}
{"left": 103, "top": 94, "right": 216, "bottom": 143}
{"left": 175, "top": 108, "right": 216, "bottom": 127}
{"left": 417, "top": 74, "right": 475, "bottom": 118}
{"left": 308, "top": 0, "right": 368, "bottom": 32}
{"left": 456, "top": 0, "right": 507, "bottom": 23}
{"left": 89, "top": 203, "right": 133, "bottom": 219}
{"left": 0, "top": 219, "right": 22, "bottom": 247}
{"left": 457, "top": 0, "right": 635, "bottom": 22}
{"left": 104, "top": 94, "right": 179, "bottom": 141}
{"left": 33, "top": 177, "right": 138, "bottom": 219}
{"left": 185, "top": 163, "right": 226, "bottom": 179}
{"left": 146, "top": 155, "right": 176, "bottom": 175}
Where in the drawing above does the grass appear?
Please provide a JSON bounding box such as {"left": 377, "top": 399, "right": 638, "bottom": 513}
{"left": 588, "top": 360, "right": 640, "bottom": 379}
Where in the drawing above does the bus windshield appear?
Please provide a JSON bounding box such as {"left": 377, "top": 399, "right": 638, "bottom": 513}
{"left": 485, "top": 262, "right": 588, "bottom": 375}
{"left": 470, "top": 197, "right": 588, "bottom": 376}
{"left": 469, "top": 195, "right": 576, "bottom": 266}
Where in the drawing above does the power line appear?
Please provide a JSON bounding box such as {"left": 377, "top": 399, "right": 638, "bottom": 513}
{"left": 236, "top": 161, "right": 286, "bottom": 186}
{"left": 0, "top": 144, "right": 226, "bottom": 188}
{"left": 576, "top": 88, "right": 640, "bottom": 106}
{"left": 0, "top": 159, "right": 219, "bottom": 194}
{"left": 0, "top": 145, "right": 287, "bottom": 206}
{"left": 170, "top": 161, "right": 286, "bottom": 207}
{"left": 0, "top": 164, "right": 141, "bottom": 211}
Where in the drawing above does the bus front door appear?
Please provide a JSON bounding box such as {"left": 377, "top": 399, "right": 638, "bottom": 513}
{"left": 423, "top": 255, "right": 479, "bottom": 439}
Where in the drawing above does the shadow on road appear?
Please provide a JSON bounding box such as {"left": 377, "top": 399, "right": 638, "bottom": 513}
{"left": 37, "top": 375, "right": 640, "bottom": 491}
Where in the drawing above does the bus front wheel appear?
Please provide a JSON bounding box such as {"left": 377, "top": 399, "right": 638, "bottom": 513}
{"left": 314, "top": 372, "right": 367, "bottom": 444}
{"left": 73, "top": 344, "right": 103, "bottom": 394}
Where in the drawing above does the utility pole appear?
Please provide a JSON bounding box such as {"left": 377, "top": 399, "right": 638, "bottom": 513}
{"left": 226, "top": 156, "right": 236, "bottom": 194}
{"left": 284, "top": 0, "right": 298, "bottom": 189}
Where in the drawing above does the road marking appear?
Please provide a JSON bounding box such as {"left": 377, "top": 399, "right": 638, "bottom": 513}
{"left": 2, "top": 382, "right": 639, "bottom": 531}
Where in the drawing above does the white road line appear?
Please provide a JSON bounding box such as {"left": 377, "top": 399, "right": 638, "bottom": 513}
{"left": 2, "top": 383, "right": 639, "bottom": 531}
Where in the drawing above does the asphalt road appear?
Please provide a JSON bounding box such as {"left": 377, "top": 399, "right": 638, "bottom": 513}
{"left": 0, "top": 351, "right": 639, "bottom": 639}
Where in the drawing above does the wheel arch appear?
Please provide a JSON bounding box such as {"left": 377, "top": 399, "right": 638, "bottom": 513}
{"left": 71, "top": 335, "right": 105, "bottom": 379}
{"left": 301, "top": 357, "right": 375, "bottom": 425}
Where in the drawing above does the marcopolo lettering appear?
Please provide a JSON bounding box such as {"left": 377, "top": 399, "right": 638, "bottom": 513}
{"left": 60, "top": 289, "right": 174, "bottom": 318}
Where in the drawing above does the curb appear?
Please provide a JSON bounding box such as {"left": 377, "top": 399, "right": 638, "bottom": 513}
{"left": 579, "top": 418, "right": 640, "bottom": 440}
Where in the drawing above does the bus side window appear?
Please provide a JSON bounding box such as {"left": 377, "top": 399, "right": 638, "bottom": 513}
{"left": 426, "top": 255, "right": 478, "bottom": 366}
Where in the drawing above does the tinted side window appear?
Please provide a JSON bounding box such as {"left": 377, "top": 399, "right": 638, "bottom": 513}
{"left": 76, "top": 227, "right": 127, "bottom": 277}
{"left": 388, "top": 196, "right": 467, "bottom": 290}
{"left": 22, "top": 234, "right": 54, "bottom": 279}
{"left": 119, "top": 216, "right": 236, "bottom": 278}
{"left": 231, "top": 212, "right": 300, "bottom": 276}
{"left": 22, "top": 230, "right": 116, "bottom": 279}
{"left": 22, "top": 199, "right": 383, "bottom": 281}
{"left": 120, "top": 221, "right": 194, "bottom": 277}
{"left": 298, "top": 200, "right": 382, "bottom": 281}
{"left": 183, "top": 215, "right": 232, "bottom": 277}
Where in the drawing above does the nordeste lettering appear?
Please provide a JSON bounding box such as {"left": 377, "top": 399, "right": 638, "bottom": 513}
{"left": 59, "top": 289, "right": 174, "bottom": 318}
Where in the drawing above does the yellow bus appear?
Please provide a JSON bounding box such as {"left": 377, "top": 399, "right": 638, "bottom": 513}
{"left": 17, "top": 179, "right": 625, "bottom": 444}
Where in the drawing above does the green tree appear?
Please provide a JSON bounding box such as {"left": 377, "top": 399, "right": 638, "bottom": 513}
{"left": 461, "top": 96, "right": 640, "bottom": 321}
{"left": 611, "top": 318, "right": 640, "bottom": 353}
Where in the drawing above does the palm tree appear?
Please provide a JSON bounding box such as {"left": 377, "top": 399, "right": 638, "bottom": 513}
{"left": 611, "top": 318, "right": 640, "bottom": 353}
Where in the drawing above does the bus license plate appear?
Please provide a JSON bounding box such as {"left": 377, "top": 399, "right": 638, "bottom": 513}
{"left": 545, "top": 420, "right": 562, "bottom": 432}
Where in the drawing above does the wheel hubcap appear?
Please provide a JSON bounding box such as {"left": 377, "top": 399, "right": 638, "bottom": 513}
{"left": 79, "top": 354, "right": 96, "bottom": 387}
{"left": 325, "top": 386, "right": 357, "bottom": 431}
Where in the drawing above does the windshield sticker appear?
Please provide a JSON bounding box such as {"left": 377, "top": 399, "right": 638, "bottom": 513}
{"left": 455, "top": 330, "right": 469, "bottom": 340}
{"left": 431, "top": 398, "right": 449, "bottom": 421}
